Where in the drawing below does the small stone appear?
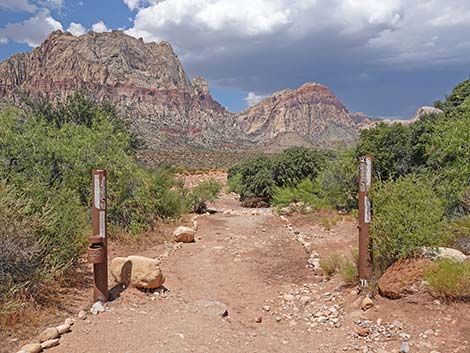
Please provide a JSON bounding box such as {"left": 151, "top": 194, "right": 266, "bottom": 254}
{"left": 262, "top": 305, "right": 270, "bottom": 312}
{"left": 275, "top": 316, "right": 282, "bottom": 322}
{"left": 400, "top": 341, "right": 410, "bottom": 353}
{"left": 317, "top": 316, "right": 328, "bottom": 324}
{"left": 41, "top": 339, "right": 60, "bottom": 349}
{"left": 39, "top": 327, "right": 59, "bottom": 342}
{"left": 423, "top": 329, "right": 434, "bottom": 336}
{"left": 354, "top": 327, "right": 370, "bottom": 336}
{"left": 78, "top": 310, "right": 87, "bottom": 320}
{"left": 64, "top": 318, "right": 74, "bottom": 326}
{"left": 19, "top": 343, "right": 42, "bottom": 353}
{"left": 56, "top": 323, "right": 71, "bottom": 334}
{"left": 90, "top": 301, "right": 106, "bottom": 315}
{"left": 283, "top": 294, "right": 295, "bottom": 302}
{"left": 300, "top": 296, "right": 311, "bottom": 306}
{"left": 360, "top": 296, "right": 374, "bottom": 311}
{"left": 255, "top": 316, "right": 263, "bottom": 323}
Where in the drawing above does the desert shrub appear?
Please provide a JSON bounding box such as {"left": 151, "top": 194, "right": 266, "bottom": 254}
{"left": 434, "top": 79, "right": 470, "bottom": 113}
{"left": 186, "top": 179, "right": 222, "bottom": 213}
{"left": 447, "top": 217, "right": 470, "bottom": 255}
{"left": 272, "top": 178, "right": 326, "bottom": 209}
{"left": 356, "top": 123, "right": 414, "bottom": 180}
{"left": 371, "top": 175, "right": 448, "bottom": 273}
{"left": 227, "top": 172, "right": 242, "bottom": 194}
{"left": 319, "top": 253, "right": 344, "bottom": 277}
{"left": 340, "top": 262, "right": 358, "bottom": 286}
{"left": 317, "top": 148, "right": 358, "bottom": 210}
{"left": 272, "top": 147, "right": 327, "bottom": 187}
{"left": 425, "top": 110, "right": 470, "bottom": 216}
{"left": 425, "top": 260, "right": 470, "bottom": 300}
{"left": 237, "top": 155, "right": 274, "bottom": 200}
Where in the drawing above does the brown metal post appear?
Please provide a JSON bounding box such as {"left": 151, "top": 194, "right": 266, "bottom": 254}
{"left": 358, "top": 155, "right": 373, "bottom": 285}
{"left": 88, "top": 169, "right": 108, "bottom": 302}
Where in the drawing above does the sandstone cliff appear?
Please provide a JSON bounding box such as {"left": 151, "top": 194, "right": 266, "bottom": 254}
{"left": 237, "top": 83, "right": 358, "bottom": 149}
{"left": 0, "top": 30, "right": 250, "bottom": 149}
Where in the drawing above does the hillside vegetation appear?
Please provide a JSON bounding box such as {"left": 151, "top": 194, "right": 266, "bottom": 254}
{"left": 0, "top": 93, "right": 221, "bottom": 325}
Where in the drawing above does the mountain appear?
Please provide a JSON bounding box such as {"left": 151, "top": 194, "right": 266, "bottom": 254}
{"left": 2, "top": 30, "right": 424, "bottom": 152}
{"left": 0, "top": 30, "right": 250, "bottom": 149}
{"left": 237, "top": 83, "right": 357, "bottom": 149}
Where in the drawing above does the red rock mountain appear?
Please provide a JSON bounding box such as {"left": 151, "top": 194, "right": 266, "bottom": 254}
{"left": 0, "top": 30, "right": 365, "bottom": 150}
{"left": 237, "top": 83, "right": 357, "bottom": 149}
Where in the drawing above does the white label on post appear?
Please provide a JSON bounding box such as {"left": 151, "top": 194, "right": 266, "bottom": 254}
{"left": 94, "top": 175, "right": 100, "bottom": 209}
{"left": 99, "top": 211, "right": 106, "bottom": 238}
{"left": 366, "top": 158, "right": 372, "bottom": 191}
{"left": 365, "top": 196, "right": 371, "bottom": 224}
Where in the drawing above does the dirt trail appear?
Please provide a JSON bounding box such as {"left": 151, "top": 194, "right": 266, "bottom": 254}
{"left": 42, "top": 195, "right": 469, "bottom": 353}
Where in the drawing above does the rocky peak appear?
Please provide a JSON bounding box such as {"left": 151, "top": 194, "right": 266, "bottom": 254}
{"left": 237, "top": 82, "right": 357, "bottom": 148}
{"left": 192, "top": 76, "right": 210, "bottom": 97}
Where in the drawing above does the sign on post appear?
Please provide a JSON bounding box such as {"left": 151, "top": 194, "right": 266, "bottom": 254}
{"left": 88, "top": 169, "right": 108, "bottom": 302}
{"left": 358, "top": 156, "right": 373, "bottom": 285}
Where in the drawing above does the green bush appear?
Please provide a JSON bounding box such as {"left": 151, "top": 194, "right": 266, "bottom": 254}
{"left": 317, "top": 148, "right": 358, "bottom": 211}
{"left": 425, "top": 260, "right": 470, "bottom": 300}
{"left": 272, "top": 178, "right": 326, "bottom": 209}
{"left": 227, "top": 172, "right": 242, "bottom": 194}
{"left": 371, "top": 175, "right": 448, "bottom": 273}
{"left": 186, "top": 179, "right": 222, "bottom": 213}
{"left": 237, "top": 155, "right": 274, "bottom": 200}
{"left": 272, "top": 147, "right": 326, "bottom": 187}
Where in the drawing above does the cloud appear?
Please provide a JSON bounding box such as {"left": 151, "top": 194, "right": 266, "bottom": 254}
{"left": 244, "top": 92, "right": 267, "bottom": 107}
{"left": 36, "top": 0, "right": 64, "bottom": 9}
{"left": 0, "top": 0, "right": 36, "bottom": 12}
{"left": 125, "top": 0, "right": 470, "bottom": 116}
{"left": 91, "top": 20, "right": 109, "bottom": 33}
{"left": 0, "top": 9, "right": 62, "bottom": 47}
{"left": 67, "top": 22, "right": 86, "bottom": 36}
{"left": 123, "top": 0, "right": 149, "bottom": 10}
{"left": 0, "top": 37, "right": 8, "bottom": 44}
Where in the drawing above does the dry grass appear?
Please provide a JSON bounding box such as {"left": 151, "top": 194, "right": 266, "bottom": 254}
{"left": 425, "top": 260, "right": 470, "bottom": 301}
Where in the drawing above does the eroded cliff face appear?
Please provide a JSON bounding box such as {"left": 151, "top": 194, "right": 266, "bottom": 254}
{"left": 0, "top": 30, "right": 249, "bottom": 149}
{"left": 237, "top": 83, "right": 358, "bottom": 148}
{"left": 0, "top": 30, "right": 367, "bottom": 151}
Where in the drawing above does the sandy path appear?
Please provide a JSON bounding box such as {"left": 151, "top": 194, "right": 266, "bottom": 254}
{"left": 49, "top": 197, "right": 330, "bottom": 353}
{"left": 45, "top": 196, "right": 470, "bottom": 353}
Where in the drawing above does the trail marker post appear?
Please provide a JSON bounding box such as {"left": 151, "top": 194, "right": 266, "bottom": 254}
{"left": 358, "top": 156, "right": 373, "bottom": 286}
{"left": 87, "top": 169, "right": 109, "bottom": 302}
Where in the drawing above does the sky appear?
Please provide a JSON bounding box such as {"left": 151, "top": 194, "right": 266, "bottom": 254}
{"left": 1, "top": 1, "right": 470, "bottom": 118}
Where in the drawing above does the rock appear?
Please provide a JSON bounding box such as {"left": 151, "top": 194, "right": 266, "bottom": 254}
{"left": 90, "top": 301, "right": 106, "bottom": 315}
{"left": 378, "top": 258, "right": 434, "bottom": 299}
{"left": 111, "top": 255, "right": 165, "bottom": 289}
{"left": 424, "top": 247, "right": 467, "bottom": 263}
{"left": 174, "top": 226, "right": 196, "bottom": 243}
{"left": 275, "top": 316, "right": 282, "bottom": 322}
{"left": 56, "top": 323, "right": 71, "bottom": 334}
{"left": 192, "top": 300, "right": 228, "bottom": 318}
{"left": 300, "top": 296, "right": 311, "bottom": 306}
{"left": 78, "top": 310, "right": 87, "bottom": 320}
{"left": 283, "top": 294, "right": 295, "bottom": 302}
{"left": 255, "top": 316, "right": 263, "bottom": 323}
{"left": 262, "top": 305, "right": 270, "bottom": 312}
{"left": 400, "top": 341, "right": 410, "bottom": 353}
{"left": 360, "top": 296, "right": 374, "bottom": 311}
{"left": 19, "top": 343, "right": 42, "bottom": 353}
{"left": 64, "top": 318, "right": 74, "bottom": 326}
{"left": 354, "top": 327, "right": 370, "bottom": 336}
{"left": 41, "top": 339, "right": 60, "bottom": 349}
{"left": 38, "top": 327, "right": 59, "bottom": 342}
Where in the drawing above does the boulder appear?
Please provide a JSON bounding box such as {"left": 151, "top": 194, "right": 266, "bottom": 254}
{"left": 41, "top": 339, "right": 60, "bottom": 349}
{"left": 19, "top": 343, "right": 42, "bottom": 353}
{"left": 424, "top": 247, "right": 467, "bottom": 263}
{"left": 378, "top": 258, "right": 434, "bottom": 299}
{"left": 111, "top": 255, "right": 165, "bottom": 289}
{"left": 38, "top": 327, "right": 59, "bottom": 342}
{"left": 360, "top": 296, "right": 374, "bottom": 311}
{"left": 174, "top": 226, "right": 196, "bottom": 243}
{"left": 56, "top": 323, "right": 71, "bottom": 334}
{"left": 191, "top": 299, "right": 228, "bottom": 318}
